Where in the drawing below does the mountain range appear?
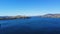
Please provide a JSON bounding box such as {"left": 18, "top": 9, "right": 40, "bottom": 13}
{"left": 0, "top": 14, "right": 60, "bottom": 20}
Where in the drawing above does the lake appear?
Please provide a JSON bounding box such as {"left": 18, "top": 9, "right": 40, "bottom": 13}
{"left": 0, "top": 17, "right": 60, "bottom": 34}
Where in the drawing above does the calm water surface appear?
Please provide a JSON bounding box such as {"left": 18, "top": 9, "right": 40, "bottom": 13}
{"left": 0, "top": 17, "right": 60, "bottom": 34}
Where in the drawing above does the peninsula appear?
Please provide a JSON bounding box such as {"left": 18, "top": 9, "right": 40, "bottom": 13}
{"left": 0, "top": 15, "right": 30, "bottom": 20}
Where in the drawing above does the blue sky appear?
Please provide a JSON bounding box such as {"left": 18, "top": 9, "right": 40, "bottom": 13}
{"left": 0, "top": 0, "right": 60, "bottom": 16}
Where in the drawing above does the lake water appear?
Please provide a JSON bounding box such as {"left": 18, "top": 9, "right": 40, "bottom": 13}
{"left": 0, "top": 17, "right": 60, "bottom": 34}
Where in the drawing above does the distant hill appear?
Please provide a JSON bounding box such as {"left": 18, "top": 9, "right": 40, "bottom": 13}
{"left": 40, "top": 14, "right": 60, "bottom": 18}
